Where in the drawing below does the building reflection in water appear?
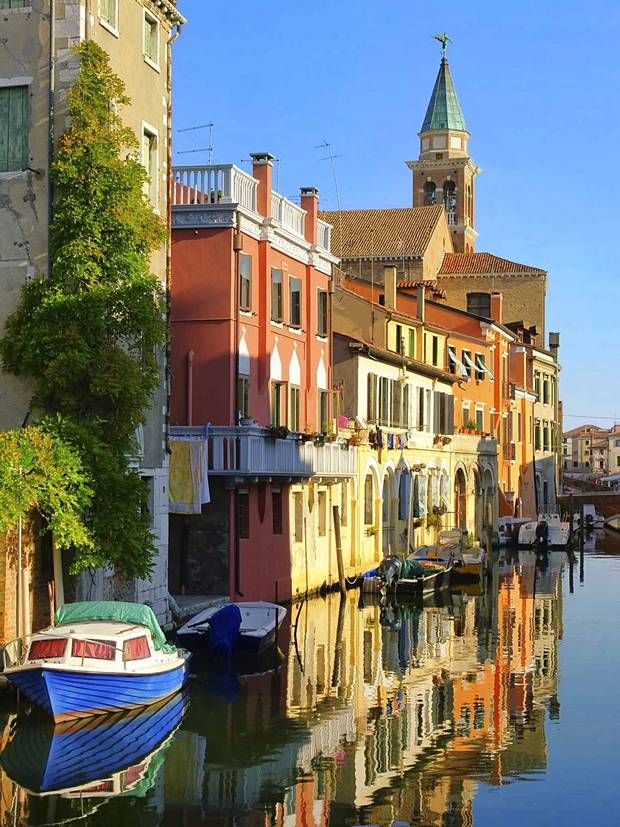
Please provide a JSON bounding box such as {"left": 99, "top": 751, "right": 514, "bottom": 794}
{"left": 0, "top": 551, "right": 564, "bottom": 827}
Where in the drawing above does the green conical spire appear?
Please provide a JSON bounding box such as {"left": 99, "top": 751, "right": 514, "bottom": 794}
{"left": 421, "top": 57, "right": 467, "bottom": 133}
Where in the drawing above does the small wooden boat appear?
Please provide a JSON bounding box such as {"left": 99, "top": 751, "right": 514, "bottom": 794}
{"left": 2, "top": 602, "right": 190, "bottom": 722}
{"left": 177, "top": 601, "right": 287, "bottom": 656}
{"left": 0, "top": 691, "right": 187, "bottom": 797}
{"left": 393, "top": 548, "right": 453, "bottom": 596}
{"left": 518, "top": 513, "right": 571, "bottom": 549}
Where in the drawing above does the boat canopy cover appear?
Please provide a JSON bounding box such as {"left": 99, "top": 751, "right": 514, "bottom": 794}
{"left": 55, "top": 602, "right": 171, "bottom": 652}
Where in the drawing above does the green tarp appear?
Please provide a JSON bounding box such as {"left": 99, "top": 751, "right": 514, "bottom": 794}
{"left": 55, "top": 601, "right": 170, "bottom": 652}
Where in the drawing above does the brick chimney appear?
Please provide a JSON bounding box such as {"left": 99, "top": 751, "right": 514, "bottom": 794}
{"left": 384, "top": 265, "right": 397, "bottom": 310}
{"left": 489, "top": 292, "right": 503, "bottom": 323}
{"left": 300, "top": 187, "right": 318, "bottom": 245}
{"left": 250, "top": 152, "right": 274, "bottom": 218}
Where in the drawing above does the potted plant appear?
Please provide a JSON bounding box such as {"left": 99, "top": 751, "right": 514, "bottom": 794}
{"left": 267, "top": 424, "right": 290, "bottom": 440}
{"left": 365, "top": 525, "right": 377, "bottom": 537}
{"left": 426, "top": 513, "right": 443, "bottom": 531}
{"left": 441, "top": 436, "right": 451, "bottom": 445}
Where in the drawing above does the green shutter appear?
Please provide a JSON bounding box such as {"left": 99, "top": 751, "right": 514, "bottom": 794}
{"left": 0, "top": 1, "right": 29, "bottom": 10}
{"left": 0, "top": 86, "right": 28, "bottom": 173}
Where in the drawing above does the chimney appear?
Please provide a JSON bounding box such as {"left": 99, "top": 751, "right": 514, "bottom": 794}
{"left": 548, "top": 331, "right": 560, "bottom": 356}
{"left": 417, "top": 284, "right": 425, "bottom": 323}
{"left": 250, "top": 152, "right": 274, "bottom": 218}
{"left": 300, "top": 187, "right": 319, "bottom": 245}
{"left": 489, "top": 292, "right": 503, "bottom": 323}
{"left": 384, "top": 265, "right": 397, "bottom": 310}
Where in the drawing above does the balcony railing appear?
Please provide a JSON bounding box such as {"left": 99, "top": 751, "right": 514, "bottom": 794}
{"left": 172, "top": 165, "right": 258, "bottom": 212}
{"left": 271, "top": 192, "right": 306, "bottom": 238}
{"left": 171, "top": 425, "right": 355, "bottom": 478}
{"left": 316, "top": 218, "right": 332, "bottom": 252}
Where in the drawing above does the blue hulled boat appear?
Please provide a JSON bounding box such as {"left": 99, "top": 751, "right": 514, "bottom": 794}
{"left": 3, "top": 602, "right": 190, "bottom": 722}
{"left": 0, "top": 690, "right": 188, "bottom": 796}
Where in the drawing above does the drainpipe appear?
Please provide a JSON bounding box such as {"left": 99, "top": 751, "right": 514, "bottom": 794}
{"left": 48, "top": 0, "right": 56, "bottom": 231}
{"left": 233, "top": 219, "right": 244, "bottom": 596}
{"left": 186, "top": 350, "right": 194, "bottom": 425}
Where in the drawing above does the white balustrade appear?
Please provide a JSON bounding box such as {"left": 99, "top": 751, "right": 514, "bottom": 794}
{"left": 271, "top": 192, "right": 306, "bottom": 238}
{"left": 172, "top": 165, "right": 258, "bottom": 212}
{"left": 316, "top": 218, "right": 332, "bottom": 251}
{"left": 170, "top": 426, "right": 355, "bottom": 478}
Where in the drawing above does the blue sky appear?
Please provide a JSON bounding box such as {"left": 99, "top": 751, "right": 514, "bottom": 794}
{"left": 172, "top": 1, "right": 619, "bottom": 429}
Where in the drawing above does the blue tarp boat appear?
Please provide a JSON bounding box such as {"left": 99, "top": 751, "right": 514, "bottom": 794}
{"left": 3, "top": 602, "right": 190, "bottom": 722}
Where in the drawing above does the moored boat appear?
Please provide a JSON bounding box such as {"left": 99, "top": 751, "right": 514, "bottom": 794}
{"left": 176, "top": 601, "right": 287, "bottom": 656}
{"left": 573, "top": 504, "right": 605, "bottom": 530}
{"left": 3, "top": 602, "right": 190, "bottom": 722}
{"left": 518, "top": 513, "right": 571, "bottom": 549}
{"left": 498, "top": 516, "right": 531, "bottom": 546}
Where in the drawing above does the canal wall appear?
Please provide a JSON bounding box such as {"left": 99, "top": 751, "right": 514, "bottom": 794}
{"left": 557, "top": 492, "right": 620, "bottom": 519}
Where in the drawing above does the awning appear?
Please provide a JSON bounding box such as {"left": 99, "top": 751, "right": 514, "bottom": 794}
{"left": 462, "top": 351, "right": 477, "bottom": 371}
{"left": 448, "top": 347, "right": 468, "bottom": 378}
{"left": 475, "top": 354, "right": 494, "bottom": 380}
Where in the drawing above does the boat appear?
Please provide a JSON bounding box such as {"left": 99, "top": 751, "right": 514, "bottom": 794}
{"left": 176, "top": 601, "right": 287, "bottom": 656}
{"left": 2, "top": 601, "right": 190, "bottom": 722}
{"left": 452, "top": 545, "right": 486, "bottom": 582}
{"left": 517, "top": 513, "right": 571, "bottom": 549}
{"left": 0, "top": 691, "right": 187, "bottom": 799}
{"left": 573, "top": 504, "right": 605, "bottom": 530}
{"left": 498, "top": 516, "right": 531, "bottom": 546}
{"left": 378, "top": 550, "right": 453, "bottom": 597}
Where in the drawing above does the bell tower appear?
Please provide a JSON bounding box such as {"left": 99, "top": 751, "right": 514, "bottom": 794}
{"left": 407, "top": 35, "right": 480, "bottom": 253}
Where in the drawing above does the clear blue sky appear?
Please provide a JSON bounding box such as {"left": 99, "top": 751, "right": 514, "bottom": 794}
{"left": 172, "top": 0, "right": 619, "bottom": 429}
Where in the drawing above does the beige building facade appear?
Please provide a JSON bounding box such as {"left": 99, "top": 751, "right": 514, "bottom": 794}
{"left": 0, "top": 0, "right": 185, "bottom": 625}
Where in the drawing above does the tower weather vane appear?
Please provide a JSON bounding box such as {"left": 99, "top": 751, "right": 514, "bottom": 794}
{"left": 433, "top": 32, "right": 451, "bottom": 58}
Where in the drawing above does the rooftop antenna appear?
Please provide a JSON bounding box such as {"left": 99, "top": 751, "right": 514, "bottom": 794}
{"left": 433, "top": 32, "right": 451, "bottom": 58}
{"left": 315, "top": 140, "right": 344, "bottom": 260}
{"left": 177, "top": 122, "right": 214, "bottom": 164}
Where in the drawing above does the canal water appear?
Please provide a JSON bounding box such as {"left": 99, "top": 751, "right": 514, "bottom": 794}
{"left": 1, "top": 530, "right": 620, "bottom": 826}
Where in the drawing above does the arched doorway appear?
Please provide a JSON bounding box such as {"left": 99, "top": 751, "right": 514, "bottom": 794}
{"left": 483, "top": 468, "right": 495, "bottom": 527}
{"left": 473, "top": 468, "right": 483, "bottom": 541}
{"left": 454, "top": 468, "right": 467, "bottom": 530}
{"left": 382, "top": 470, "right": 394, "bottom": 555}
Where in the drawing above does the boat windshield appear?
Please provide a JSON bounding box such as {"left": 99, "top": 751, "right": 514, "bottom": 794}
{"left": 28, "top": 638, "right": 67, "bottom": 660}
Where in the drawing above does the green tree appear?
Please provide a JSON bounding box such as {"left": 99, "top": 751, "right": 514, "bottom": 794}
{"left": 0, "top": 42, "right": 167, "bottom": 579}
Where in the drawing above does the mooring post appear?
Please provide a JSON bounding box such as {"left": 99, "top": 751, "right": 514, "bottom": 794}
{"left": 569, "top": 552, "right": 574, "bottom": 594}
{"left": 331, "top": 592, "right": 347, "bottom": 688}
{"left": 568, "top": 494, "right": 574, "bottom": 542}
{"left": 579, "top": 503, "right": 585, "bottom": 551}
{"left": 332, "top": 505, "right": 346, "bottom": 594}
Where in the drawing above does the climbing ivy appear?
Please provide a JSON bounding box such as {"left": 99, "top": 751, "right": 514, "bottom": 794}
{"left": 0, "top": 42, "right": 167, "bottom": 579}
{"left": 0, "top": 424, "right": 93, "bottom": 555}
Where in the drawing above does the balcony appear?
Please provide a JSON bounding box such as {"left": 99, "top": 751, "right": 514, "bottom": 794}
{"left": 172, "top": 164, "right": 258, "bottom": 212}
{"left": 316, "top": 218, "right": 332, "bottom": 252}
{"left": 170, "top": 425, "right": 356, "bottom": 479}
{"left": 271, "top": 192, "right": 306, "bottom": 238}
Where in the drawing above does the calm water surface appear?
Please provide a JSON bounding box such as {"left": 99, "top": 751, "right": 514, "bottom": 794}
{"left": 2, "top": 530, "right": 620, "bottom": 826}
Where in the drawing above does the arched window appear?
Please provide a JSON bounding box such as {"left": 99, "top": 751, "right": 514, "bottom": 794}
{"left": 443, "top": 180, "right": 456, "bottom": 224}
{"left": 399, "top": 472, "right": 411, "bottom": 520}
{"left": 423, "top": 181, "right": 436, "bottom": 206}
{"left": 364, "top": 473, "right": 374, "bottom": 525}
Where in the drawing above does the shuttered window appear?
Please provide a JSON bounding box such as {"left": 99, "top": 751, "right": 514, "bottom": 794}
{"left": 367, "top": 373, "right": 377, "bottom": 423}
{"left": 99, "top": 0, "right": 118, "bottom": 28}
{"left": 0, "top": 86, "right": 28, "bottom": 173}
{"left": 144, "top": 11, "right": 159, "bottom": 64}
{"left": 0, "top": 0, "right": 28, "bottom": 8}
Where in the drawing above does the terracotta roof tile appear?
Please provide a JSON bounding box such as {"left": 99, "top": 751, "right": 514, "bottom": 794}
{"left": 318, "top": 206, "right": 444, "bottom": 258}
{"left": 439, "top": 252, "right": 546, "bottom": 276}
{"left": 397, "top": 279, "right": 447, "bottom": 299}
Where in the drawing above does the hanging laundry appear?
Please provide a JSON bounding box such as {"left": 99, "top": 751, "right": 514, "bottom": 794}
{"left": 169, "top": 438, "right": 210, "bottom": 514}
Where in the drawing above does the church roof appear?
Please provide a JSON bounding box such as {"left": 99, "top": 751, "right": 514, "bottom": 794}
{"left": 421, "top": 58, "right": 467, "bottom": 133}
{"left": 318, "top": 206, "right": 444, "bottom": 259}
{"left": 439, "top": 252, "right": 546, "bottom": 276}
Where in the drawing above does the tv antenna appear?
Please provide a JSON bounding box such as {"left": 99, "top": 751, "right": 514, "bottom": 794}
{"left": 315, "top": 141, "right": 343, "bottom": 213}
{"left": 177, "top": 122, "right": 214, "bottom": 164}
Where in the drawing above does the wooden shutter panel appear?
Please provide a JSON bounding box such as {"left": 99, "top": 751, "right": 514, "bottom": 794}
{"left": 367, "top": 373, "right": 376, "bottom": 423}
{"left": 447, "top": 396, "right": 454, "bottom": 435}
{"left": 0, "top": 86, "right": 28, "bottom": 173}
{"left": 433, "top": 391, "right": 441, "bottom": 434}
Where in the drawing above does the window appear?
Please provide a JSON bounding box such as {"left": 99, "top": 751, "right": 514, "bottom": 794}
{"left": 143, "top": 10, "right": 159, "bottom": 65}
{"left": 402, "top": 384, "right": 410, "bottom": 428}
{"left": 289, "top": 386, "right": 300, "bottom": 431}
{"left": 28, "top": 638, "right": 67, "bottom": 660}
{"left": 443, "top": 180, "right": 456, "bottom": 224}
{"left": 379, "top": 378, "right": 390, "bottom": 425}
{"left": 367, "top": 373, "right": 377, "bottom": 423}
{"left": 272, "top": 490, "right": 283, "bottom": 535}
{"left": 293, "top": 492, "right": 304, "bottom": 542}
{"left": 535, "top": 422, "right": 541, "bottom": 451}
{"left": 270, "top": 381, "right": 286, "bottom": 427}
{"left": 123, "top": 636, "right": 151, "bottom": 661}
{"left": 462, "top": 403, "right": 470, "bottom": 426}
{"left": 517, "top": 412, "right": 522, "bottom": 441}
{"left": 448, "top": 345, "right": 457, "bottom": 374}
{"left": 534, "top": 371, "right": 541, "bottom": 398}
{"left": 0, "top": 0, "right": 29, "bottom": 7}
{"left": 475, "top": 408, "right": 484, "bottom": 432}
{"left": 0, "top": 86, "right": 28, "bottom": 173}
{"left": 408, "top": 328, "right": 416, "bottom": 358}
{"left": 238, "top": 490, "right": 250, "bottom": 539}
{"left": 542, "top": 376, "right": 550, "bottom": 404}
{"left": 72, "top": 639, "right": 116, "bottom": 660}
{"left": 423, "top": 181, "right": 436, "bottom": 206}
{"left": 431, "top": 336, "right": 439, "bottom": 367}
{"left": 418, "top": 387, "right": 425, "bottom": 430}
{"left": 99, "top": 0, "right": 118, "bottom": 28}
{"left": 289, "top": 277, "right": 302, "bottom": 327}
{"left": 462, "top": 350, "right": 473, "bottom": 378}
{"left": 364, "top": 474, "right": 374, "bottom": 525}
{"left": 238, "top": 374, "right": 249, "bottom": 419}
{"left": 317, "top": 289, "right": 328, "bottom": 337}
{"left": 615, "top": 439, "right": 620, "bottom": 448}
{"left": 475, "top": 354, "right": 486, "bottom": 381}
{"left": 239, "top": 254, "right": 252, "bottom": 310}
{"left": 391, "top": 381, "right": 402, "bottom": 426}
{"left": 617, "top": 456, "right": 620, "bottom": 467}
{"left": 271, "top": 269, "right": 283, "bottom": 322}
{"left": 466, "top": 293, "right": 491, "bottom": 318}
{"left": 142, "top": 126, "right": 158, "bottom": 205}
{"left": 319, "top": 390, "right": 329, "bottom": 433}
{"left": 318, "top": 491, "right": 327, "bottom": 536}
{"left": 543, "top": 424, "right": 550, "bottom": 452}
